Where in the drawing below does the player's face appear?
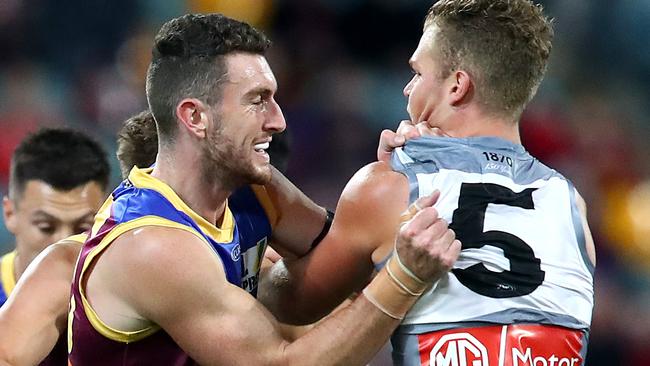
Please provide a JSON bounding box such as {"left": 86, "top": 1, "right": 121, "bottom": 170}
{"left": 404, "top": 25, "right": 449, "bottom": 128}
{"left": 3, "top": 180, "right": 104, "bottom": 258}
{"left": 202, "top": 53, "right": 286, "bottom": 187}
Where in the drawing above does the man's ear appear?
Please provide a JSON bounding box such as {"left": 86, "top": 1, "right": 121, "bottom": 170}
{"left": 3, "top": 196, "right": 17, "bottom": 234}
{"left": 448, "top": 70, "right": 473, "bottom": 107}
{"left": 176, "top": 99, "right": 208, "bottom": 138}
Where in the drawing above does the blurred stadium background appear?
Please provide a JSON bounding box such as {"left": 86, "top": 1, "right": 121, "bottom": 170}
{"left": 0, "top": 0, "right": 648, "bottom": 364}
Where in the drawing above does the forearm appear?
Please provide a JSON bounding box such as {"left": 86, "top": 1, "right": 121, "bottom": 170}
{"left": 281, "top": 294, "right": 403, "bottom": 366}
{"left": 258, "top": 260, "right": 319, "bottom": 324}
{"left": 0, "top": 328, "right": 58, "bottom": 366}
{"left": 259, "top": 258, "right": 370, "bottom": 325}
{"left": 277, "top": 256, "right": 430, "bottom": 366}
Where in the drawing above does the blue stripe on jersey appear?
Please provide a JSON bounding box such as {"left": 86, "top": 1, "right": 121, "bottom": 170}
{"left": 229, "top": 186, "right": 273, "bottom": 296}
{"left": 229, "top": 186, "right": 272, "bottom": 250}
{"left": 110, "top": 179, "right": 259, "bottom": 288}
{"left": 0, "top": 286, "right": 7, "bottom": 307}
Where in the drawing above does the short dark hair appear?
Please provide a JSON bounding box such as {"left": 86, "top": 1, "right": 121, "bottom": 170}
{"left": 146, "top": 13, "right": 271, "bottom": 144}
{"left": 9, "top": 128, "right": 110, "bottom": 201}
{"left": 425, "top": 0, "right": 553, "bottom": 118}
{"left": 116, "top": 110, "right": 158, "bottom": 179}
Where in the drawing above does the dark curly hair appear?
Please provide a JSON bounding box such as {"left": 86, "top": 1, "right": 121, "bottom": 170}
{"left": 9, "top": 128, "right": 110, "bottom": 201}
{"left": 425, "top": 0, "right": 554, "bottom": 118}
{"left": 145, "top": 13, "right": 271, "bottom": 143}
{"left": 116, "top": 110, "right": 158, "bottom": 179}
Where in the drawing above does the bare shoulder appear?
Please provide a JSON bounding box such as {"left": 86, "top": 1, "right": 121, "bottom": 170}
{"left": 106, "top": 225, "right": 219, "bottom": 274}
{"left": 331, "top": 162, "right": 409, "bottom": 252}
{"left": 88, "top": 225, "right": 229, "bottom": 327}
{"left": 340, "top": 161, "right": 408, "bottom": 209}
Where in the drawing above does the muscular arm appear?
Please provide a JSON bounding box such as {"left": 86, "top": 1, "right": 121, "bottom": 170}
{"left": 0, "top": 241, "right": 80, "bottom": 366}
{"left": 259, "top": 161, "right": 411, "bottom": 324}
{"left": 91, "top": 216, "right": 451, "bottom": 366}
{"left": 262, "top": 166, "right": 329, "bottom": 259}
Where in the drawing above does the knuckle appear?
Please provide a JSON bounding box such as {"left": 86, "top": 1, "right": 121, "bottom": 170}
{"left": 446, "top": 229, "right": 456, "bottom": 241}
{"left": 401, "top": 227, "right": 417, "bottom": 239}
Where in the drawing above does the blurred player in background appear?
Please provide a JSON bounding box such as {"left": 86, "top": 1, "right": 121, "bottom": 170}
{"left": 0, "top": 128, "right": 109, "bottom": 304}
{"left": 0, "top": 129, "right": 109, "bottom": 366}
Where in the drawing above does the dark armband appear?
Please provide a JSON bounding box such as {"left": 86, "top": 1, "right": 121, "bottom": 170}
{"left": 310, "top": 210, "right": 334, "bottom": 250}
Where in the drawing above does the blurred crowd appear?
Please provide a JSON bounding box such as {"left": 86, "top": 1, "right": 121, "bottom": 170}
{"left": 0, "top": 0, "right": 648, "bottom": 364}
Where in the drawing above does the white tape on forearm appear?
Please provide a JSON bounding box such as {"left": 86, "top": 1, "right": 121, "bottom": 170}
{"left": 393, "top": 250, "right": 426, "bottom": 285}
{"left": 385, "top": 259, "right": 425, "bottom": 297}
{"left": 362, "top": 288, "right": 404, "bottom": 320}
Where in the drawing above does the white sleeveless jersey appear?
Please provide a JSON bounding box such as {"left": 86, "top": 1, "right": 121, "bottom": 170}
{"left": 389, "top": 137, "right": 594, "bottom": 339}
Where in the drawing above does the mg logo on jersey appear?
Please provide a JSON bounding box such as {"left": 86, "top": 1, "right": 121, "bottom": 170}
{"left": 416, "top": 325, "right": 584, "bottom": 366}
{"left": 430, "top": 333, "right": 489, "bottom": 366}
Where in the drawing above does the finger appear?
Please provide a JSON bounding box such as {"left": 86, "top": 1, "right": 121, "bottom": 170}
{"left": 413, "top": 218, "right": 450, "bottom": 247}
{"left": 401, "top": 207, "right": 442, "bottom": 235}
{"left": 417, "top": 124, "right": 438, "bottom": 137}
{"left": 416, "top": 122, "right": 450, "bottom": 137}
{"left": 395, "top": 120, "right": 416, "bottom": 136}
{"left": 441, "top": 239, "right": 462, "bottom": 268}
{"left": 264, "top": 247, "right": 282, "bottom": 263}
{"left": 376, "top": 129, "right": 405, "bottom": 162}
{"left": 396, "top": 120, "right": 423, "bottom": 140}
{"left": 399, "top": 191, "right": 441, "bottom": 222}
{"left": 435, "top": 227, "right": 456, "bottom": 251}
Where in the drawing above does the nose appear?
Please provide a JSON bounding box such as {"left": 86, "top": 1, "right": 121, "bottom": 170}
{"left": 403, "top": 78, "right": 414, "bottom": 97}
{"left": 265, "top": 99, "right": 286, "bottom": 133}
{"left": 53, "top": 226, "right": 76, "bottom": 244}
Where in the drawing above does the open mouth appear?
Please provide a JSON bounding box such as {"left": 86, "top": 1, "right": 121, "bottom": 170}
{"left": 253, "top": 141, "right": 271, "bottom": 163}
{"left": 253, "top": 142, "right": 270, "bottom": 152}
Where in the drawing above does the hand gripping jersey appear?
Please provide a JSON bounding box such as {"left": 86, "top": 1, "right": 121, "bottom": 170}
{"left": 68, "top": 167, "right": 275, "bottom": 365}
{"left": 0, "top": 250, "right": 16, "bottom": 307}
{"left": 389, "top": 137, "right": 594, "bottom": 366}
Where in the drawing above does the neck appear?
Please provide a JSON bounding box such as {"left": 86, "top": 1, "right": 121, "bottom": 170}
{"left": 446, "top": 108, "right": 521, "bottom": 144}
{"left": 152, "top": 146, "right": 232, "bottom": 227}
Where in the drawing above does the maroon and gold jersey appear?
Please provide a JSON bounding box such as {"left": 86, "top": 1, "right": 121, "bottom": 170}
{"left": 68, "top": 167, "right": 275, "bottom": 365}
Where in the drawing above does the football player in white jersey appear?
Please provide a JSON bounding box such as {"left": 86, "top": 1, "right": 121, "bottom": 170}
{"left": 260, "top": 0, "right": 596, "bottom": 365}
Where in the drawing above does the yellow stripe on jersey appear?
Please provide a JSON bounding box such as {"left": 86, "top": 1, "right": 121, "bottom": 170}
{"left": 78, "top": 215, "right": 217, "bottom": 343}
{"left": 62, "top": 233, "right": 89, "bottom": 245}
{"left": 68, "top": 295, "right": 76, "bottom": 354}
{"left": 128, "top": 167, "right": 235, "bottom": 243}
{"left": 91, "top": 194, "right": 114, "bottom": 238}
{"left": 0, "top": 250, "right": 16, "bottom": 296}
{"left": 251, "top": 184, "right": 278, "bottom": 229}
